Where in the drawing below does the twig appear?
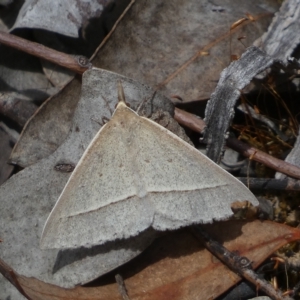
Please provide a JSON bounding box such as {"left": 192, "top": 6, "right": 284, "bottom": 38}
{"left": 174, "top": 107, "right": 300, "bottom": 180}
{"left": 115, "top": 274, "right": 131, "bottom": 300}
{"left": 237, "top": 177, "right": 300, "bottom": 191}
{"left": 192, "top": 225, "right": 293, "bottom": 300}
{"left": 0, "top": 31, "right": 91, "bottom": 74}
{"left": 226, "top": 137, "right": 300, "bottom": 180}
{"left": 174, "top": 106, "right": 206, "bottom": 133}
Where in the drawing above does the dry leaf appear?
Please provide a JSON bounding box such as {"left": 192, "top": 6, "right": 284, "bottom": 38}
{"left": 10, "top": 77, "right": 82, "bottom": 167}
{"left": 94, "top": 0, "right": 279, "bottom": 101}
{"left": 0, "top": 0, "right": 23, "bottom": 31}
{"left": 11, "top": 0, "right": 108, "bottom": 37}
{"left": 253, "top": 0, "right": 300, "bottom": 61}
{"left": 1, "top": 220, "right": 299, "bottom": 300}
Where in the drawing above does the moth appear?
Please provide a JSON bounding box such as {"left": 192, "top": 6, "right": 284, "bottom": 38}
{"left": 41, "top": 83, "right": 258, "bottom": 249}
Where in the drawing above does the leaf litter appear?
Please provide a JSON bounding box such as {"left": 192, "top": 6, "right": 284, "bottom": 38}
{"left": 1, "top": 220, "right": 300, "bottom": 300}
{"left": 1, "top": 0, "right": 300, "bottom": 300}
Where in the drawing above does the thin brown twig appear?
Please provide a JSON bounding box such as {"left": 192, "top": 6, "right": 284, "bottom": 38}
{"left": 0, "top": 31, "right": 91, "bottom": 74}
{"left": 226, "top": 137, "right": 300, "bottom": 179}
{"left": 174, "top": 107, "right": 300, "bottom": 180}
{"left": 192, "top": 225, "right": 293, "bottom": 300}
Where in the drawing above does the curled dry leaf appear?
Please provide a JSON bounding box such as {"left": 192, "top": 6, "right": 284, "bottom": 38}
{"left": 1, "top": 220, "right": 300, "bottom": 300}
{"left": 203, "top": 46, "right": 275, "bottom": 163}
{"left": 253, "top": 0, "right": 300, "bottom": 61}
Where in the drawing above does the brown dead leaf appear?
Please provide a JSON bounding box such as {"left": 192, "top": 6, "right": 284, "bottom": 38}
{"left": 2, "top": 220, "right": 299, "bottom": 300}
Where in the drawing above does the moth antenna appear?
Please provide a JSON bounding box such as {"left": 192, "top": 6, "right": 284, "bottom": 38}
{"left": 118, "top": 81, "right": 126, "bottom": 104}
